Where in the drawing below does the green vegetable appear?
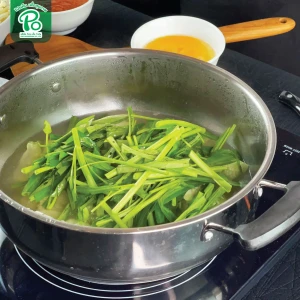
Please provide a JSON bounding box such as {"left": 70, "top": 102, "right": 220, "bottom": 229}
{"left": 58, "top": 204, "right": 71, "bottom": 220}
{"left": 18, "top": 107, "right": 249, "bottom": 228}
{"left": 43, "top": 121, "right": 52, "bottom": 153}
{"left": 72, "top": 128, "right": 97, "bottom": 187}
{"left": 211, "top": 125, "right": 236, "bottom": 153}
{"left": 189, "top": 150, "right": 232, "bottom": 192}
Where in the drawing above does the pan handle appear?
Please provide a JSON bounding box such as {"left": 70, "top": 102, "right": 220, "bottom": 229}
{"left": 0, "top": 42, "right": 41, "bottom": 74}
{"left": 219, "top": 17, "right": 296, "bottom": 43}
{"left": 204, "top": 180, "right": 300, "bottom": 250}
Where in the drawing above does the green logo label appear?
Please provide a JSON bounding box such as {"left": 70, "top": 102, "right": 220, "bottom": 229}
{"left": 11, "top": 0, "right": 51, "bottom": 42}
{"left": 19, "top": 9, "right": 43, "bottom": 37}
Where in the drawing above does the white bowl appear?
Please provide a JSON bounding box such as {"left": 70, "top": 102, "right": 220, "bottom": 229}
{"left": 131, "top": 16, "right": 226, "bottom": 65}
{"left": 0, "top": 78, "right": 8, "bottom": 87}
{"left": 0, "top": 16, "right": 10, "bottom": 46}
{"left": 50, "top": 0, "right": 95, "bottom": 35}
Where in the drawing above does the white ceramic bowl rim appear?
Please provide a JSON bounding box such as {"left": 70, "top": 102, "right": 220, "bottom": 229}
{"left": 0, "top": 78, "right": 8, "bottom": 87}
{"left": 51, "top": 0, "right": 93, "bottom": 14}
{"left": 131, "top": 15, "right": 226, "bottom": 65}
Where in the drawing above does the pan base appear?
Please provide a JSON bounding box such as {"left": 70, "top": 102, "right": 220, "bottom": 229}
{"left": 16, "top": 245, "right": 216, "bottom": 299}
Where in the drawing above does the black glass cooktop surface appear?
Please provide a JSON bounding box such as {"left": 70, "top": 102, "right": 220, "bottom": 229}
{"left": 1, "top": 126, "right": 300, "bottom": 300}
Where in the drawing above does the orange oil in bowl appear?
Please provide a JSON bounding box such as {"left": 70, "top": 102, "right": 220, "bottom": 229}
{"left": 144, "top": 35, "right": 215, "bottom": 62}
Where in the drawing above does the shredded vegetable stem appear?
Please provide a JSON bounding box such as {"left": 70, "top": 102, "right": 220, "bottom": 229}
{"left": 189, "top": 150, "right": 232, "bottom": 192}
{"left": 17, "top": 107, "right": 248, "bottom": 228}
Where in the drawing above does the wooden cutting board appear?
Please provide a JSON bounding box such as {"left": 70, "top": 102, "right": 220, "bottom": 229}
{"left": 5, "top": 17, "right": 296, "bottom": 77}
{"left": 5, "top": 34, "right": 101, "bottom": 76}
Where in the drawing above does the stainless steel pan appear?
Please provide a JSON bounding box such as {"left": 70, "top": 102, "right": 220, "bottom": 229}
{"left": 0, "top": 42, "right": 299, "bottom": 284}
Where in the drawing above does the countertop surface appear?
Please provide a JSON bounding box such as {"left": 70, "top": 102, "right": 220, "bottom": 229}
{"left": 2, "top": 0, "right": 300, "bottom": 299}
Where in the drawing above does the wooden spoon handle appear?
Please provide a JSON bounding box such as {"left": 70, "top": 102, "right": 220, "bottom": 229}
{"left": 219, "top": 17, "right": 296, "bottom": 43}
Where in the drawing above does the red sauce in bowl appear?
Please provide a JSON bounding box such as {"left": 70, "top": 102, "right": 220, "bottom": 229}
{"left": 52, "top": 0, "right": 88, "bottom": 12}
